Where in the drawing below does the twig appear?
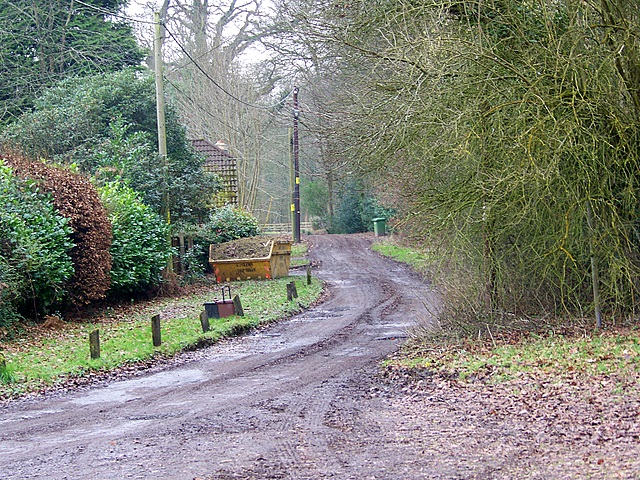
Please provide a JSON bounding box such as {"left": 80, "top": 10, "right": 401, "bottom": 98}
{"left": 486, "top": 323, "right": 497, "bottom": 348}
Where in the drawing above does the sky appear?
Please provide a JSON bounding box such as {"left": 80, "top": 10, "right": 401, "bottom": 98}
{"left": 123, "top": 0, "right": 270, "bottom": 64}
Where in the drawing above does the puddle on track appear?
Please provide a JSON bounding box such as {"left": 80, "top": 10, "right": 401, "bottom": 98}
{"left": 72, "top": 368, "right": 206, "bottom": 405}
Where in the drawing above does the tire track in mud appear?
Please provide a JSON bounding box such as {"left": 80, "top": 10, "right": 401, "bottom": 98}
{"left": 0, "top": 234, "right": 437, "bottom": 480}
{"left": 196, "top": 236, "right": 432, "bottom": 479}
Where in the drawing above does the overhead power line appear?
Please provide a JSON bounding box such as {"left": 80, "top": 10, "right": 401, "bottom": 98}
{"left": 162, "top": 25, "right": 293, "bottom": 112}
{"left": 169, "top": 42, "right": 228, "bottom": 74}
{"left": 74, "top": 0, "right": 157, "bottom": 25}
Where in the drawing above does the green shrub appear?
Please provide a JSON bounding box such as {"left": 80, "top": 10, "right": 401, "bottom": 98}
{"left": 0, "top": 256, "right": 24, "bottom": 329}
{"left": 0, "top": 161, "right": 74, "bottom": 322}
{"left": 99, "top": 182, "right": 171, "bottom": 295}
{"left": 200, "top": 206, "right": 260, "bottom": 244}
{"left": 179, "top": 244, "right": 207, "bottom": 283}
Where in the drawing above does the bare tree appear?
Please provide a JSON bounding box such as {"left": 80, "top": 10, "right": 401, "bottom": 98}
{"left": 137, "top": 0, "right": 292, "bottom": 212}
{"left": 269, "top": 0, "right": 640, "bottom": 319}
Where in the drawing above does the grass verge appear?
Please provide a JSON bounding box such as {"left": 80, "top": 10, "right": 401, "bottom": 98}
{"left": 371, "top": 238, "right": 433, "bottom": 273}
{"left": 0, "top": 275, "right": 324, "bottom": 400}
{"left": 290, "top": 241, "right": 309, "bottom": 268}
{"left": 387, "top": 329, "right": 640, "bottom": 385}
{"left": 372, "top": 235, "right": 640, "bottom": 386}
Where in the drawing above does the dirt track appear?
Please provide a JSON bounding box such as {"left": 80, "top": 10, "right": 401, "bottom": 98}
{"left": 0, "top": 234, "right": 439, "bottom": 479}
{"left": 5, "top": 234, "right": 636, "bottom": 479}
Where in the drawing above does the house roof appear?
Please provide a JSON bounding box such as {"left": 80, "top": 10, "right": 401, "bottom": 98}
{"left": 191, "top": 138, "right": 234, "bottom": 164}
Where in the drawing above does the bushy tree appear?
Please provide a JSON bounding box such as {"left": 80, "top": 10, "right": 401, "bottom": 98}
{"left": 0, "top": 0, "right": 144, "bottom": 125}
{"left": 3, "top": 152, "right": 112, "bottom": 306}
{"left": 329, "top": 178, "right": 394, "bottom": 234}
{"left": 330, "top": 180, "right": 365, "bottom": 234}
{"left": 99, "top": 182, "right": 171, "bottom": 295}
{"left": 2, "top": 69, "right": 220, "bottom": 223}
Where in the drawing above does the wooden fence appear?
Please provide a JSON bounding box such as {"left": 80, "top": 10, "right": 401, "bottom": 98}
{"left": 261, "top": 222, "right": 313, "bottom": 235}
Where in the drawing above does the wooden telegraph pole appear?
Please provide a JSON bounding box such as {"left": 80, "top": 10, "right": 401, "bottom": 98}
{"left": 154, "top": 12, "right": 173, "bottom": 275}
{"left": 292, "top": 87, "right": 301, "bottom": 243}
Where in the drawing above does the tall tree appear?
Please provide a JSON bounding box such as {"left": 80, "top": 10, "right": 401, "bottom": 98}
{"left": 144, "top": 0, "right": 291, "bottom": 213}
{"left": 0, "top": 0, "right": 145, "bottom": 125}
{"left": 273, "top": 0, "right": 640, "bottom": 317}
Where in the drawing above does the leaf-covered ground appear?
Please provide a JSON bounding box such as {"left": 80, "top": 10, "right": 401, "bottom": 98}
{"left": 379, "top": 365, "right": 639, "bottom": 478}
{"left": 380, "top": 331, "right": 640, "bottom": 478}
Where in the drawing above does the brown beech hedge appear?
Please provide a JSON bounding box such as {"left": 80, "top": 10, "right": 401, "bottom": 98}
{"left": 4, "top": 152, "right": 112, "bottom": 306}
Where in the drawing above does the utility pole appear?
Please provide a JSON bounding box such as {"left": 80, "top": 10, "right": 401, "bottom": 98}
{"left": 292, "top": 86, "right": 301, "bottom": 243}
{"left": 154, "top": 12, "right": 168, "bottom": 223}
{"left": 154, "top": 12, "right": 173, "bottom": 275}
{"left": 289, "top": 126, "right": 295, "bottom": 232}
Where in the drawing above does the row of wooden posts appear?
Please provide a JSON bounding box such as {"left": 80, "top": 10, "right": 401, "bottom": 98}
{"left": 89, "top": 272, "right": 312, "bottom": 360}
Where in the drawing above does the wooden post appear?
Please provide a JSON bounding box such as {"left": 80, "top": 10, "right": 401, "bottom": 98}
{"left": 178, "top": 233, "right": 185, "bottom": 274}
{"left": 289, "top": 281, "right": 298, "bottom": 299}
{"left": 233, "top": 294, "right": 244, "bottom": 316}
{"left": 200, "top": 310, "right": 210, "bottom": 333}
{"left": 152, "top": 314, "right": 162, "bottom": 347}
{"left": 89, "top": 329, "right": 100, "bottom": 359}
{"left": 306, "top": 265, "right": 312, "bottom": 285}
{"left": 287, "top": 282, "right": 293, "bottom": 301}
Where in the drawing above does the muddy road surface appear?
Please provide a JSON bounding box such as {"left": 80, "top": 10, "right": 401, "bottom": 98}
{"left": 0, "top": 234, "right": 438, "bottom": 479}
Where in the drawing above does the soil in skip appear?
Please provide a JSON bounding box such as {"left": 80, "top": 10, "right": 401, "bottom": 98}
{"left": 209, "top": 235, "right": 289, "bottom": 260}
